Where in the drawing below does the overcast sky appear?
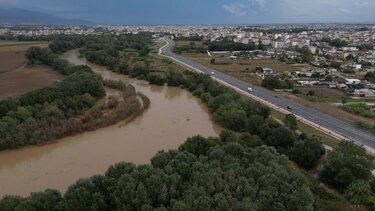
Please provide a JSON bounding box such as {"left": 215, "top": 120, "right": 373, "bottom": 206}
{"left": 1, "top": 0, "right": 374, "bottom": 24}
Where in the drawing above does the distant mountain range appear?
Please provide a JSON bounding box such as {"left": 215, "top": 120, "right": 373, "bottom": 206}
{"left": 0, "top": 8, "right": 93, "bottom": 25}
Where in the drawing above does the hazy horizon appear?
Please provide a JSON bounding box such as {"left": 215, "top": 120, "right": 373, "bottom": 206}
{"left": 0, "top": 0, "right": 374, "bottom": 25}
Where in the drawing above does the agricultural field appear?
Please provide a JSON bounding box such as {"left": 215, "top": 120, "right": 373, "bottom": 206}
{"left": 180, "top": 50, "right": 312, "bottom": 86}
{"left": 0, "top": 66, "right": 63, "bottom": 99}
{"left": 0, "top": 41, "right": 62, "bottom": 99}
{"left": 0, "top": 41, "right": 49, "bottom": 73}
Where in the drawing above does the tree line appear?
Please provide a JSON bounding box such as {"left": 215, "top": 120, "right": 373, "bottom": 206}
{"left": 1, "top": 34, "right": 373, "bottom": 209}
{"left": 0, "top": 38, "right": 149, "bottom": 150}
{"left": 75, "top": 33, "right": 375, "bottom": 208}
{"left": 0, "top": 70, "right": 105, "bottom": 150}
{"left": 0, "top": 135, "right": 315, "bottom": 211}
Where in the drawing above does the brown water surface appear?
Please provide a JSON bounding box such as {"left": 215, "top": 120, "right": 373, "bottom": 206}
{"left": 0, "top": 50, "right": 221, "bottom": 197}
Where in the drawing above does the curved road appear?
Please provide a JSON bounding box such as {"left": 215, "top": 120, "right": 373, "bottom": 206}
{"left": 160, "top": 38, "right": 375, "bottom": 149}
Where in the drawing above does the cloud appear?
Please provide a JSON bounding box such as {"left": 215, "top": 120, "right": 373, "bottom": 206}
{"left": 254, "top": 0, "right": 266, "bottom": 8}
{"left": 223, "top": 0, "right": 268, "bottom": 16}
{"left": 223, "top": 2, "right": 248, "bottom": 16}
{"left": 339, "top": 8, "right": 352, "bottom": 14}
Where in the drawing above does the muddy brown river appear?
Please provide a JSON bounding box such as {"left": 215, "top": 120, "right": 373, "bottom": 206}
{"left": 0, "top": 50, "right": 221, "bottom": 197}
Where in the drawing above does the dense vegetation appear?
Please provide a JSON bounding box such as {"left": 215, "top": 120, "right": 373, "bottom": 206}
{"left": 343, "top": 103, "right": 375, "bottom": 118}
{"left": 0, "top": 135, "right": 315, "bottom": 211}
{"left": 320, "top": 141, "right": 374, "bottom": 191}
{"left": 365, "top": 71, "right": 375, "bottom": 83}
{"left": 80, "top": 33, "right": 153, "bottom": 72}
{"left": 173, "top": 42, "right": 206, "bottom": 54}
{"left": 355, "top": 120, "right": 375, "bottom": 133}
{"left": 321, "top": 37, "right": 348, "bottom": 48}
{"left": 2, "top": 34, "right": 374, "bottom": 210}
{"left": 0, "top": 69, "right": 105, "bottom": 149}
{"left": 0, "top": 38, "right": 148, "bottom": 150}
{"left": 208, "top": 40, "right": 257, "bottom": 51}
{"left": 262, "top": 76, "right": 294, "bottom": 90}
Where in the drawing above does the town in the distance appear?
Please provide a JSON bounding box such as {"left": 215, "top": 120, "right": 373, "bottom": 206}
{"left": 1, "top": 16, "right": 375, "bottom": 211}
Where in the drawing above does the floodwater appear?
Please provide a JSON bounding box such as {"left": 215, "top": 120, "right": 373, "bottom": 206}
{"left": 0, "top": 50, "right": 221, "bottom": 197}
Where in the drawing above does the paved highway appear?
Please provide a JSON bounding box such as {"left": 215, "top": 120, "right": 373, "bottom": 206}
{"left": 160, "top": 38, "right": 375, "bottom": 149}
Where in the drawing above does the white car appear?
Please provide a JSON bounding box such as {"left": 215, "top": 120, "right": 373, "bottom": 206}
{"left": 210, "top": 71, "right": 215, "bottom": 75}
{"left": 247, "top": 87, "right": 253, "bottom": 92}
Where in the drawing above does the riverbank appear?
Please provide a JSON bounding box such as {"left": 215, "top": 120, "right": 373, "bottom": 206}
{"left": 0, "top": 50, "right": 221, "bottom": 197}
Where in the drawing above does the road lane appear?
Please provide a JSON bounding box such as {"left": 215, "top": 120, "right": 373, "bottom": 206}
{"left": 160, "top": 38, "right": 375, "bottom": 149}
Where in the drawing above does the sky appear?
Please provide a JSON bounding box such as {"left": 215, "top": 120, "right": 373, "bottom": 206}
{"left": 1, "top": 0, "right": 374, "bottom": 24}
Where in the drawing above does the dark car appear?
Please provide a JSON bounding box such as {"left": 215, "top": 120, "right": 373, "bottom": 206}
{"left": 287, "top": 106, "right": 292, "bottom": 110}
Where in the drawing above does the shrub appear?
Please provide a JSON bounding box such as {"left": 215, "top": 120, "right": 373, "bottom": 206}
{"left": 343, "top": 103, "right": 375, "bottom": 118}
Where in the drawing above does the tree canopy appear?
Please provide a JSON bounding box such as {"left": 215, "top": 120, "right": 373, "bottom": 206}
{"left": 319, "top": 141, "right": 374, "bottom": 191}
{"left": 0, "top": 135, "right": 314, "bottom": 211}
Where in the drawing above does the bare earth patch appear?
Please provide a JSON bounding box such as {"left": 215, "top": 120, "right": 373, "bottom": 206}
{"left": 0, "top": 66, "right": 63, "bottom": 100}
{"left": 0, "top": 41, "right": 49, "bottom": 72}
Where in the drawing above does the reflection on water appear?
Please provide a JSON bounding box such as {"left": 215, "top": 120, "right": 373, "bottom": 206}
{"left": 0, "top": 50, "right": 221, "bottom": 197}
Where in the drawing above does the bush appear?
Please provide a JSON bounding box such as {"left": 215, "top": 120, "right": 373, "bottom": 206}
{"left": 129, "top": 62, "right": 150, "bottom": 78}
{"left": 308, "top": 96, "right": 319, "bottom": 102}
{"left": 289, "top": 136, "right": 325, "bottom": 170}
{"left": 164, "top": 70, "right": 185, "bottom": 86}
{"left": 147, "top": 74, "right": 166, "bottom": 85}
{"left": 284, "top": 114, "right": 298, "bottom": 131}
{"left": 265, "top": 127, "right": 296, "bottom": 154}
{"left": 319, "top": 141, "right": 374, "bottom": 191}
{"left": 343, "top": 103, "right": 375, "bottom": 118}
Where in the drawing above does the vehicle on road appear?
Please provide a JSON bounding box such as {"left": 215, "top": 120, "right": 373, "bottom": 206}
{"left": 247, "top": 87, "right": 253, "bottom": 92}
{"left": 287, "top": 106, "right": 292, "bottom": 110}
{"left": 210, "top": 71, "right": 215, "bottom": 75}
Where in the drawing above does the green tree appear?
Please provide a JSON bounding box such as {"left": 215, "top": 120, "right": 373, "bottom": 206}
{"left": 262, "top": 76, "right": 282, "bottom": 90}
{"left": 210, "top": 58, "right": 215, "bottom": 64}
{"left": 164, "top": 70, "right": 185, "bottom": 87}
{"left": 289, "top": 136, "right": 325, "bottom": 170}
{"left": 265, "top": 127, "right": 296, "bottom": 153}
{"left": 0, "top": 196, "right": 25, "bottom": 211}
{"left": 364, "top": 72, "right": 375, "bottom": 83}
{"left": 284, "top": 114, "right": 298, "bottom": 131}
{"left": 16, "top": 189, "right": 62, "bottom": 211}
{"left": 213, "top": 104, "right": 248, "bottom": 131}
{"left": 319, "top": 141, "right": 374, "bottom": 190}
{"left": 64, "top": 178, "right": 107, "bottom": 211}
{"left": 341, "top": 96, "right": 348, "bottom": 105}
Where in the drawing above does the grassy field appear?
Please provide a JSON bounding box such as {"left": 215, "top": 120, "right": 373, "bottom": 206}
{"left": 148, "top": 40, "right": 188, "bottom": 74}
{"left": 0, "top": 41, "right": 62, "bottom": 99}
{"left": 279, "top": 91, "right": 375, "bottom": 125}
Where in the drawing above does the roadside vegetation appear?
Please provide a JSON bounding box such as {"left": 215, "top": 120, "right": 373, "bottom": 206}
{"left": 343, "top": 103, "right": 375, "bottom": 119}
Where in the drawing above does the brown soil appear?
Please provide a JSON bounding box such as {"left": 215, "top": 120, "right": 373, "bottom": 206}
{"left": 0, "top": 66, "right": 63, "bottom": 100}
{"left": 0, "top": 41, "right": 49, "bottom": 72}
{"left": 298, "top": 87, "right": 345, "bottom": 98}
{"left": 183, "top": 52, "right": 305, "bottom": 73}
